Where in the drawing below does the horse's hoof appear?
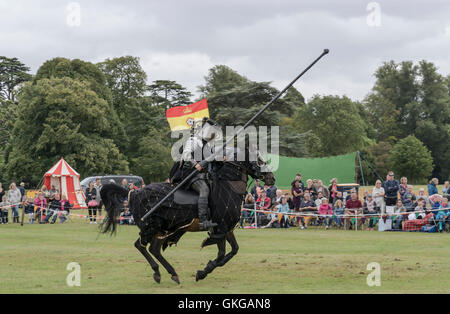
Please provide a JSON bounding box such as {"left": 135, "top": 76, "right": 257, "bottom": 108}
{"left": 153, "top": 273, "right": 161, "bottom": 284}
{"left": 195, "top": 270, "right": 207, "bottom": 281}
{"left": 171, "top": 275, "right": 180, "bottom": 285}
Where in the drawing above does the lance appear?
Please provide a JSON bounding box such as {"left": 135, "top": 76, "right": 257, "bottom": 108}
{"left": 141, "top": 49, "right": 329, "bottom": 222}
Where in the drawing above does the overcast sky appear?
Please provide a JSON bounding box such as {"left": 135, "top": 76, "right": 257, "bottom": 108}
{"left": 1, "top": 0, "right": 449, "bottom": 102}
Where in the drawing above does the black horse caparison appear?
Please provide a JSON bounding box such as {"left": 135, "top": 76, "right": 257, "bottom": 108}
{"left": 100, "top": 156, "right": 275, "bottom": 284}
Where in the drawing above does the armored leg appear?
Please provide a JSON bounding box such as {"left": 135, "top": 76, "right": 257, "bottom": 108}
{"left": 191, "top": 180, "right": 217, "bottom": 231}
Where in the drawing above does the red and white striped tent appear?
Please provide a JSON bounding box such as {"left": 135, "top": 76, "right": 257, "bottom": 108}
{"left": 43, "top": 158, "right": 87, "bottom": 209}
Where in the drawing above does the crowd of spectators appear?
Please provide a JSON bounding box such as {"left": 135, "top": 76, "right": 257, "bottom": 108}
{"left": 241, "top": 172, "right": 450, "bottom": 232}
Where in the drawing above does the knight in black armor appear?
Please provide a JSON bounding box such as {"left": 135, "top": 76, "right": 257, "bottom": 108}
{"left": 178, "top": 117, "right": 221, "bottom": 231}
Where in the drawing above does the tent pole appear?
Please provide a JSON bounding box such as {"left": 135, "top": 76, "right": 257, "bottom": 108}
{"left": 357, "top": 151, "right": 366, "bottom": 187}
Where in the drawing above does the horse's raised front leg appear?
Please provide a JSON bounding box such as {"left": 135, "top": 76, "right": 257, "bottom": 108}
{"left": 149, "top": 236, "right": 180, "bottom": 284}
{"left": 134, "top": 238, "right": 161, "bottom": 283}
{"left": 196, "top": 236, "right": 227, "bottom": 281}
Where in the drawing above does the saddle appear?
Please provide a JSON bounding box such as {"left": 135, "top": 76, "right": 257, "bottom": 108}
{"left": 173, "top": 189, "right": 199, "bottom": 206}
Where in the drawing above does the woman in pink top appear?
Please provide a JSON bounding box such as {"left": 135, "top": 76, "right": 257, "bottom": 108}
{"left": 34, "top": 192, "right": 47, "bottom": 222}
{"left": 318, "top": 198, "right": 333, "bottom": 229}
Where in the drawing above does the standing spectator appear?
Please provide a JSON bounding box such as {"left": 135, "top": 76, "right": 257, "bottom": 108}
{"left": 291, "top": 180, "right": 303, "bottom": 212}
{"left": 85, "top": 181, "right": 98, "bottom": 224}
{"left": 427, "top": 178, "right": 439, "bottom": 196}
{"left": 328, "top": 178, "right": 339, "bottom": 203}
{"left": 399, "top": 177, "right": 408, "bottom": 199}
{"left": 48, "top": 185, "right": 59, "bottom": 200}
{"left": 333, "top": 199, "right": 345, "bottom": 228}
{"left": 19, "top": 182, "right": 26, "bottom": 198}
{"left": 0, "top": 182, "right": 5, "bottom": 202}
{"left": 299, "top": 193, "right": 316, "bottom": 229}
{"left": 121, "top": 179, "right": 129, "bottom": 191}
{"left": 94, "top": 178, "right": 103, "bottom": 222}
{"left": 0, "top": 195, "right": 10, "bottom": 224}
{"left": 291, "top": 173, "right": 305, "bottom": 191}
{"left": 383, "top": 171, "right": 399, "bottom": 206}
{"left": 345, "top": 191, "right": 363, "bottom": 230}
{"left": 443, "top": 181, "right": 450, "bottom": 196}
{"left": 40, "top": 185, "right": 50, "bottom": 201}
{"left": 24, "top": 197, "right": 35, "bottom": 224}
{"left": 318, "top": 198, "right": 333, "bottom": 229}
{"left": 372, "top": 180, "right": 385, "bottom": 213}
{"left": 7, "top": 183, "right": 22, "bottom": 223}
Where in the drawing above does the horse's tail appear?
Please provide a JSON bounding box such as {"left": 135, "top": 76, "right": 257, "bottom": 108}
{"left": 100, "top": 183, "right": 128, "bottom": 235}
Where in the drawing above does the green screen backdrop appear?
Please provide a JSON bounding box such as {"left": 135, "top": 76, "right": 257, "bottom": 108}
{"left": 266, "top": 152, "right": 357, "bottom": 189}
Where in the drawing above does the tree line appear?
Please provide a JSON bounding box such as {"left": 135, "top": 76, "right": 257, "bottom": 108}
{"left": 0, "top": 56, "right": 448, "bottom": 187}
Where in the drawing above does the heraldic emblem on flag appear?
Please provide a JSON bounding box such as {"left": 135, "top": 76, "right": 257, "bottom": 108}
{"left": 165, "top": 99, "right": 210, "bottom": 131}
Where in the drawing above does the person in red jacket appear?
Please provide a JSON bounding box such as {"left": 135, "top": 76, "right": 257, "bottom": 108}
{"left": 256, "top": 190, "right": 271, "bottom": 225}
{"left": 345, "top": 191, "right": 363, "bottom": 230}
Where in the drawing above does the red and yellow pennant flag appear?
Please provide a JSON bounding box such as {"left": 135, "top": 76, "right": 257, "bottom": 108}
{"left": 166, "top": 99, "right": 210, "bottom": 131}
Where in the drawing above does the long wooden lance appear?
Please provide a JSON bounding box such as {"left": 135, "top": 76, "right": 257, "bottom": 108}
{"left": 141, "top": 49, "right": 329, "bottom": 222}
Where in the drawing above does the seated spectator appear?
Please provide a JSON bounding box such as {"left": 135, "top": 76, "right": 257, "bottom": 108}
{"left": 315, "top": 192, "right": 327, "bottom": 209}
{"left": 417, "top": 189, "right": 429, "bottom": 206}
{"left": 333, "top": 199, "right": 345, "bottom": 228}
{"left": 255, "top": 190, "right": 271, "bottom": 225}
{"left": 0, "top": 195, "right": 10, "bottom": 224}
{"left": 250, "top": 179, "right": 263, "bottom": 199}
{"left": 318, "top": 198, "right": 333, "bottom": 229}
{"left": 120, "top": 206, "right": 134, "bottom": 225}
{"left": 401, "top": 185, "right": 416, "bottom": 211}
{"left": 363, "top": 194, "right": 378, "bottom": 231}
{"left": 411, "top": 199, "right": 426, "bottom": 220}
{"left": 345, "top": 191, "right": 363, "bottom": 230}
{"left": 345, "top": 188, "right": 357, "bottom": 201}
{"left": 435, "top": 197, "right": 450, "bottom": 232}
{"left": 56, "top": 194, "right": 72, "bottom": 224}
{"left": 443, "top": 181, "right": 450, "bottom": 197}
{"left": 332, "top": 191, "right": 345, "bottom": 207}
{"left": 429, "top": 194, "right": 443, "bottom": 216}
{"left": 276, "top": 197, "right": 290, "bottom": 228}
{"left": 403, "top": 203, "right": 434, "bottom": 232}
{"left": 34, "top": 192, "right": 47, "bottom": 222}
{"left": 24, "top": 197, "right": 35, "bottom": 224}
{"left": 399, "top": 176, "right": 408, "bottom": 199}
{"left": 393, "top": 199, "right": 407, "bottom": 229}
{"left": 240, "top": 193, "right": 255, "bottom": 227}
{"left": 304, "top": 179, "right": 316, "bottom": 200}
{"left": 299, "top": 193, "right": 316, "bottom": 229}
{"left": 316, "top": 180, "right": 330, "bottom": 200}
{"left": 427, "top": 178, "right": 439, "bottom": 196}
{"left": 265, "top": 183, "right": 278, "bottom": 201}
{"left": 273, "top": 189, "right": 283, "bottom": 204}
{"left": 43, "top": 194, "right": 62, "bottom": 224}
{"left": 328, "top": 178, "right": 339, "bottom": 203}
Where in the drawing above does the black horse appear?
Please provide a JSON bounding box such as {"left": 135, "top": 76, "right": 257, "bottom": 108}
{"left": 100, "top": 154, "right": 275, "bottom": 284}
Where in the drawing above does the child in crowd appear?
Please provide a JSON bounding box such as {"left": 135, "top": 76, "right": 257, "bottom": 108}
{"left": 34, "top": 192, "right": 47, "bottom": 222}
{"left": 333, "top": 199, "right": 345, "bottom": 228}
{"left": 435, "top": 197, "right": 450, "bottom": 232}
{"left": 24, "top": 197, "right": 35, "bottom": 224}
{"left": 363, "top": 194, "right": 377, "bottom": 231}
{"left": 276, "top": 197, "right": 290, "bottom": 228}
{"left": 393, "top": 199, "right": 407, "bottom": 229}
{"left": 318, "top": 198, "right": 333, "bottom": 229}
{"left": 0, "top": 195, "right": 10, "bottom": 224}
{"left": 120, "top": 204, "right": 133, "bottom": 225}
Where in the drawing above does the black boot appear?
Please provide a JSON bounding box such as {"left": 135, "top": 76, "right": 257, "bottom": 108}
{"left": 198, "top": 197, "right": 217, "bottom": 231}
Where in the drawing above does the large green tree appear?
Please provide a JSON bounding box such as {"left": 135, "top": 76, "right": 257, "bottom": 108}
{"left": 5, "top": 77, "right": 129, "bottom": 185}
{"left": 0, "top": 56, "right": 32, "bottom": 102}
{"left": 390, "top": 136, "right": 433, "bottom": 183}
{"left": 148, "top": 80, "right": 192, "bottom": 109}
{"left": 295, "top": 95, "right": 368, "bottom": 156}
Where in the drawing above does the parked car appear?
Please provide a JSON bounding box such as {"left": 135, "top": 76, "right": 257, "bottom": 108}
{"left": 80, "top": 175, "right": 145, "bottom": 191}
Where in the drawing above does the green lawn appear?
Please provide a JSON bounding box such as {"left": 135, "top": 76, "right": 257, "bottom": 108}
{"left": 1, "top": 217, "right": 449, "bottom": 294}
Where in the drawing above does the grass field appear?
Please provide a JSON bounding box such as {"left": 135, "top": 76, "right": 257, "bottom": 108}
{"left": 1, "top": 213, "right": 450, "bottom": 294}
